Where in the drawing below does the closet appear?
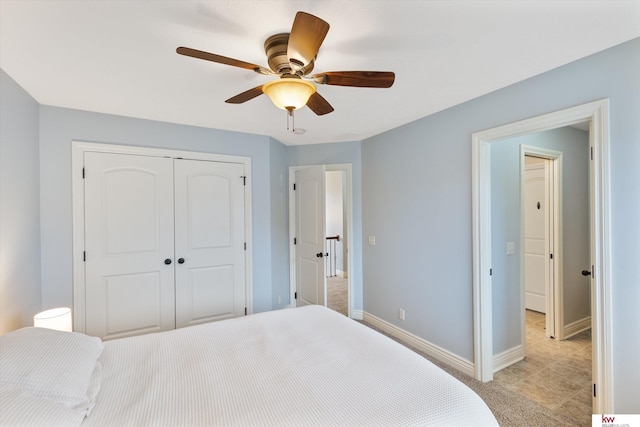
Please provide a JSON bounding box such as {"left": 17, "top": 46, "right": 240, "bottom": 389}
{"left": 78, "top": 146, "right": 248, "bottom": 340}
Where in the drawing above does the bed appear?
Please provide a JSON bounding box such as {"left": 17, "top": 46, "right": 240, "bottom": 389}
{"left": 1, "top": 305, "right": 498, "bottom": 426}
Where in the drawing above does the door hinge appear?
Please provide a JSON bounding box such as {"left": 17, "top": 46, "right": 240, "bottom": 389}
{"left": 82, "top": 167, "right": 85, "bottom": 179}
{"left": 590, "top": 146, "right": 593, "bottom": 160}
{"left": 241, "top": 176, "right": 246, "bottom": 186}
{"left": 244, "top": 307, "right": 247, "bottom": 316}
{"left": 293, "top": 183, "right": 296, "bottom": 191}
{"left": 550, "top": 253, "right": 553, "bottom": 259}
{"left": 593, "top": 383, "right": 596, "bottom": 397}
{"left": 591, "top": 265, "right": 595, "bottom": 278}
{"left": 294, "top": 237, "right": 297, "bottom": 245}
{"left": 244, "top": 242, "right": 247, "bottom": 250}
{"left": 83, "top": 251, "right": 86, "bottom": 262}
{"left": 489, "top": 268, "right": 493, "bottom": 276}
{"left": 294, "top": 292, "right": 297, "bottom": 299}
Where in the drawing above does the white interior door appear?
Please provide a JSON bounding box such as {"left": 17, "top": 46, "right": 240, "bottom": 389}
{"left": 84, "top": 152, "right": 176, "bottom": 340}
{"left": 295, "top": 166, "right": 326, "bottom": 306}
{"left": 524, "top": 157, "right": 550, "bottom": 313}
{"left": 174, "top": 159, "right": 246, "bottom": 327}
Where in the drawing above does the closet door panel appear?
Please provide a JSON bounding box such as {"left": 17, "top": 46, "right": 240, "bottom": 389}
{"left": 102, "top": 272, "right": 163, "bottom": 334}
{"left": 84, "top": 152, "right": 175, "bottom": 339}
{"left": 189, "top": 266, "right": 235, "bottom": 320}
{"left": 174, "top": 159, "right": 246, "bottom": 328}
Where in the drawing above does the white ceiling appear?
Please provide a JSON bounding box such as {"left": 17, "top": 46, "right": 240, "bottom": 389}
{"left": 1, "top": 1, "right": 638, "bottom": 146}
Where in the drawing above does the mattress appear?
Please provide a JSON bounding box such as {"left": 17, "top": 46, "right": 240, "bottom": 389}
{"left": 80, "top": 305, "right": 497, "bottom": 426}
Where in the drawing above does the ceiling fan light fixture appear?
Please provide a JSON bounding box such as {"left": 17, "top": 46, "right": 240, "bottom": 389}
{"left": 262, "top": 79, "right": 316, "bottom": 110}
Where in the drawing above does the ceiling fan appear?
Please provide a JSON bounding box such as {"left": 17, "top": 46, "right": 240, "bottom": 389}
{"left": 177, "top": 11, "right": 395, "bottom": 130}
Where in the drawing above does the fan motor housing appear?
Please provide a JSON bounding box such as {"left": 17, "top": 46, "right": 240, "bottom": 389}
{"left": 264, "top": 33, "right": 314, "bottom": 75}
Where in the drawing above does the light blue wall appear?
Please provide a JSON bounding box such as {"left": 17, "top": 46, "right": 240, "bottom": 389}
{"left": 269, "top": 137, "right": 290, "bottom": 309}
{"left": 491, "top": 127, "right": 590, "bottom": 354}
{"left": 362, "top": 114, "right": 475, "bottom": 359}
{"left": 37, "top": 106, "right": 285, "bottom": 313}
{"left": 287, "top": 141, "right": 363, "bottom": 311}
{"left": 0, "top": 69, "right": 42, "bottom": 333}
{"left": 362, "top": 38, "right": 639, "bottom": 412}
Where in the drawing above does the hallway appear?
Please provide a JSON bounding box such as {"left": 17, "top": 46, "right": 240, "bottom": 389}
{"left": 327, "top": 275, "right": 348, "bottom": 316}
{"left": 494, "top": 310, "right": 592, "bottom": 425}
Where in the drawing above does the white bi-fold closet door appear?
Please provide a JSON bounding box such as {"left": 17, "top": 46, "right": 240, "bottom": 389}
{"left": 83, "top": 151, "right": 246, "bottom": 340}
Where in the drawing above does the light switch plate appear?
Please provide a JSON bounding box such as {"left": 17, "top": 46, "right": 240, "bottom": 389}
{"left": 368, "top": 235, "right": 376, "bottom": 245}
{"left": 507, "top": 242, "right": 515, "bottom": 255}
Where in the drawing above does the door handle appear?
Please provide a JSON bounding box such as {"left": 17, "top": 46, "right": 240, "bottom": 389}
{"left": 581, "top": 270, "right": 591, "bottom": 277}
{"left": 164, "top": 258, "right": 172, "bottom": 265}
{"left": 177, "top": 258, "right": 185, "bottom": 264}
{"left": 316, "top": 252, "right": 324, "bottom": 258}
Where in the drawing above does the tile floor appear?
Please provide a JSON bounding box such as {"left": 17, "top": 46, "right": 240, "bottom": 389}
{"left": 494, "top": 310, "right": 592, "bottom": 426}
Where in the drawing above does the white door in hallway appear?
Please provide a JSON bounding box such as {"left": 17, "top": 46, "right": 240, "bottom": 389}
{"left": 84, "top": 152, "right": 176, "bottom": 339}
{"left": 174, "top": 159, "right": 246, "bottom": 328}
{"left": 294, "top": 166, "right": 326, "bottom": 306}
{"left": 524, "top": 157, "right": 551, "bottom": 313}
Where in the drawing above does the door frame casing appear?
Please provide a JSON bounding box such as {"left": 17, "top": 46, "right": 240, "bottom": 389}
{"left": 521, "top": 147, "right": 563, "bottom": 341}
{"left": 71, "top": 141, "right": 253, "bottom": 333}
{"left": 288, "top": 164, "right": 354, "bottom": 317}
{"left": 471, "top": 99, "right": 612, "bottom": 413}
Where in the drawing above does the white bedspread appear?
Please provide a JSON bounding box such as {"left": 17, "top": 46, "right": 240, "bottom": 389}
{"left": 83, "top": 305, "right": 497, "bottom": 426}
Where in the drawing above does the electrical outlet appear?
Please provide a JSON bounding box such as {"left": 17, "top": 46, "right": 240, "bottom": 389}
{"left": 368, "top": 235, "right": 376, "bottom": 245}
{"left": 399, "top": 308, "right": 405, "bottom": 321}
{"left": 507, "top": 242, "right": 515, "bottom": 255}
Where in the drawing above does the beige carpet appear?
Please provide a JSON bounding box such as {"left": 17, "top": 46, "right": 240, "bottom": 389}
{"left": 327, "top": 278, "right": 583, "bottom": 425}
{"left": 327, "top": 275, "right": 348, "bottom": 316}
{"left": 428, "top": 357, "right": 584, "bottom": 427}
{"left": 361, "top": 322, "right": 585, "bottom": 427}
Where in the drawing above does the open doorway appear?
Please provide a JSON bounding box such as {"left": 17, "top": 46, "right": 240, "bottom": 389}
{"left": 288, "top": 164, "right": 354, "bottom": 318}
{"left": 489, "top": 128, "right": 592, "bottom": 423}
{"left": 520, "top": 145, "right": 564, "bottom": 341}
{"left": 471, "top": 99, "right": 613, "bottom": 414}
{"left": 523, "top": 155, "right": 555, "bottom": 326}
{"left": 325, "top": 170, "right": 348, "bottom": 316}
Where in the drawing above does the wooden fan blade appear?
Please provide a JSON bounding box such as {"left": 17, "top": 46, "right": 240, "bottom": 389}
{"left": 287, "top": 12, "right": 329, "bottom": 70}
{"left": 312, "top": 71, "right": 395, "bottom": 88}
{"left": 225, "top": 86, "right": 264, "bottom": 104}
{"left": 177, "top": 47, "right": 271, "bottom": 74}
{"left": 306, "top": 92, "right": 334, "bottom": 116}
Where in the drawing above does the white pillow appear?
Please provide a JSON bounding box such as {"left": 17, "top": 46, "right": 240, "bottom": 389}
{"left": 0, "top": 385, "right": 89, "bottom": 427}
{"left": 0, "top": 327, "right": 104, "bottom": 407}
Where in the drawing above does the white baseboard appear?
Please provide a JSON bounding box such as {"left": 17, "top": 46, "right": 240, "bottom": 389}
{"left": 563, "top": 316, "right": 591, "bottom": 339}
{"left": 350, "top": 309, "right": 363, "bottom": 320}
{"left": 362, "top": 311, "right": 475, "bottom": 377}
{"left": 493, "top": 345, "right": 525, "bottom": 373}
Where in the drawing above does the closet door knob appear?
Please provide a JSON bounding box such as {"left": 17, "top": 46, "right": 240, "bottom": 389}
{"left": 178, "top": 258, "right": 185, "bottom": 264}
{"left": 164, "top": 258, "right": 172, "bottom": 265}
